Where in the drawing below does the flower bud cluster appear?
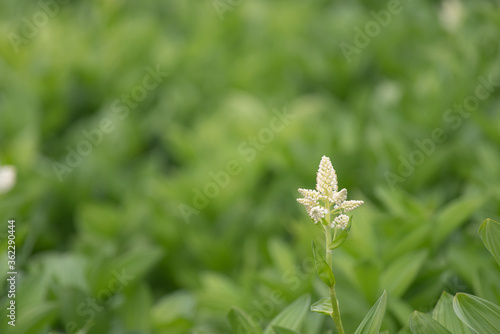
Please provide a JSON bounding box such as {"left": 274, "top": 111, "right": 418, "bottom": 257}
{"left": 297, "top": 156, "right": 363, "bottom": 230}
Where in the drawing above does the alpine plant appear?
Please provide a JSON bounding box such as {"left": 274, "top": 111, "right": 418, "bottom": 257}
{"left": 297, "top": 156, "right": 365, "bottom": 334}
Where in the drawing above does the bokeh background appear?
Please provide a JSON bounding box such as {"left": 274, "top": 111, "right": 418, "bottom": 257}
{"left": 1, "top": 0, "right": 500, "bottom": 333}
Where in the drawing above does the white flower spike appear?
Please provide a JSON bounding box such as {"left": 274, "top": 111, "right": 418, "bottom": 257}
{"left": 297, "top": 156, "right": 363, "bottom": 229}
{"left": 316, "top": 156, "right": 338, "bottom": 197}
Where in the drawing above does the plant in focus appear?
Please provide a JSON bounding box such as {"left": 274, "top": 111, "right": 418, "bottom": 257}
{"left": 297, "top": 156, "right": 387, "bottom": 334}
{"left": 225, "top": 157, "right": 499, "bottom": 334}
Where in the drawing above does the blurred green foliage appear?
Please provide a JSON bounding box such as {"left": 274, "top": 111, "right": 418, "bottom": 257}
{"left": 0, "top": 0, "right": 500, "bottom": 333}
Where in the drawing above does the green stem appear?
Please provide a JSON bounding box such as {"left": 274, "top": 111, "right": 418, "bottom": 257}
{"left": 325, "top": 226, "right": 345, "bottom": 334}
{"left": 329, "top": 284, "right": 345, "bottom": 334}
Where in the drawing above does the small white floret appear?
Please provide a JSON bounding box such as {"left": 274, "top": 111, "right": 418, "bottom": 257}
{"left": 334, "top": 214, "right": 349, "bottom": 230}
{"left": 310, "top": 206, "right": 325, "bottom": 223}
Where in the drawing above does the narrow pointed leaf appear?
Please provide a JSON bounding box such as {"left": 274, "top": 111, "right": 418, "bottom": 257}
{"left": 329, "top": 229, "right": 349, "bottom": 250}
{"left": 453, "top": 293, "right": 500, "bottom": 334}
{"left": 329, "top": 217, "right": 352, "bottom": 250}
{"left": 312, "top": 242, "right": 335, "bottom": 287}
{"left": 228, "top": 307, "right": 263, "bottom": 334}
{"left": 409, "top": 311, "right": 452, "bottom": 334}
{"left": 479, "top": 218, "right": 500, "bottom": 266}
{"left": 264, "top": 294, "right": 310, "bottom": 334}
{"left": 432, "top": 292, "right": 471, "bottom": 334}
{"left": 311, "top": 297, "right": 332, "bottom": 316}
{"left": 354, "top": 290, "right": 387, "bottom": 334}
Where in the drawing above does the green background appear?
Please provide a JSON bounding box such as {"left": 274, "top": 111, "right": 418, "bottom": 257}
{"left": 1, "top": 0, "right": 499, "bottom": 333}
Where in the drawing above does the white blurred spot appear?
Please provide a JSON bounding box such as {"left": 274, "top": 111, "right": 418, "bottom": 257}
{"left": 0, "top": 165, "right": 16, "bottom": 194}
{"left": 440, "top": 0, "right": 464, "bottom": 31}
{"left": 374, "top": 80, "right": 402, "bottom": 107}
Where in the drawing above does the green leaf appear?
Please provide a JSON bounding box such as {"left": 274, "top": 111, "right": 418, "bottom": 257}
{"left": 228, "top": 307, "right": 263, "bottom": 334}
{"left": 198, "top": 272, "right": 247, "bottom": 312}
{"left": 269, "top": 238, "right": 297, "bottom": 273}
{"left": 15, "top": 302, "right": 59, "bottom": 334}
{"left": 301, "top": 311, "right": 324, "bottom": 334}
{"left": 388, "top": 295, "right": 414, "bottom": 326}
{"left": 43, "top": 253, "right": 88, "bottom": 292}
{"left": 387, "top": 224, "right": 432, "bottom": 263}
{"left": 479, "top": 218, "right": 500, "bottom": 266}
{"left": 432, "top": 292, "right": 471, "bottom": 334}
{"left": 354, "top": 290, "right": 387, "bottom": 334}
{"left": 433, "top": 197, "right": 484, "bottom": 246}
{"left": 56, "top": 286, "right": 88, "bottom": 327}
{"left": 453, "top": 293, "right": 500, "bottom": 334}
{"left": 312, "top": 242, "right": 335, "bottom": 287}
{"left": 109, "top": 245, "right": 164, "bottom": 287}
{"left": 87, "top": 245, "right": 164, "bottom": 295}
{"left": 76, "top": 202, "right": 121, "bottom": 238}
{"left": 329, "top": 229, "right": 349, "bottom": 250}
{"left": 264, "top": 294, "right": 310, "bottom": 334}
{"left": 354, "top": 260, "right": 380, "bottom": 304}
{"left": 329, "top": 217, "right": 352, "bottom": 250}
{"left": 471, "top": 265, "right": 500, "bottom": 307}
{"left": 152, "top": 290, "right": 196, "bottom": 327}
{"left": 409, "top": 311, "right": 452, "bottom": 334}
{"left": 311, "top": 297, "right": 332, "bottom": 316}
{"left": 398, "top": 326, "right": 413, "bottom": 334}
{"left": 121, "top": 283, "right": 152, "bottom": 331}
{"left": 380, "top": 250, "right": 427, "bottom": 297}
{"left": 272, "top": 326, "right": 300, "bottom": 334}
